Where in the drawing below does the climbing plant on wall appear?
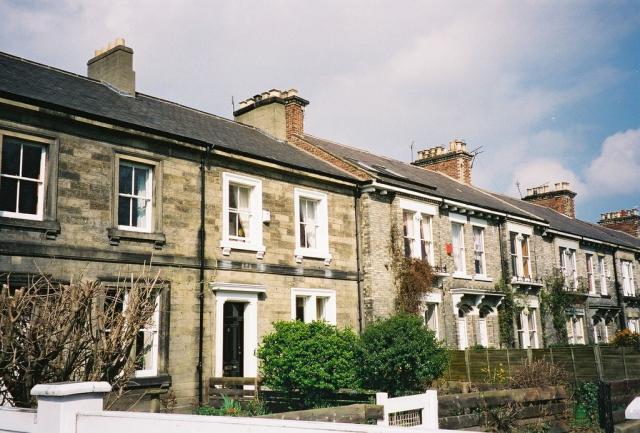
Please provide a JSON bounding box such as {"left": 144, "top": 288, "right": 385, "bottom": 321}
{"left": 497, "top": 279, "right": 517, "bottom": 348}
{"left": 389, "top": 220, "right": 434, "bottom": 315}
{"left": 540, "top": 270, "right": 571, "bottom": 345}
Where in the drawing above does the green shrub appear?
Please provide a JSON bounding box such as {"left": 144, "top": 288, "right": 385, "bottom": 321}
{"left": 257, "top": 320, "right": 359, "bottom": 407}
{"left": 357, "top": 314, "right": 448, "bottom": 396}
{"left": 612, "top": 328, "right": 640, "bottom": 347}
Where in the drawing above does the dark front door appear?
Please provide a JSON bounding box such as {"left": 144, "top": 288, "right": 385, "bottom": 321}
{"left": 223, "top": 302, "right": 245, "bottom": 377}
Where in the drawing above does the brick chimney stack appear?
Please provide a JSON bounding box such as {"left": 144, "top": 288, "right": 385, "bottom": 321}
{"left": 598, "top": 208, "right": 640, "bottom": 238}
{"left": 522, "top": 182, "right": 577, "bottom": 218}
{"left": 233, "top": 89, "right": 309, "bottom": 141}
{"left": 412, "top": 140, "right": 473, "bottom": 184}
{"left": 87, "top": 38, "right": 135, "bottom": 95}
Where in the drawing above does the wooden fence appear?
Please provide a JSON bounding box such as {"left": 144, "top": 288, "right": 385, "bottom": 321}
{"left": 208, "top": 377, "right": 376, "bottom": 411}
{"left": 444, "top": 346, "right": 640, "bottom": 383}
{"left": 438, "top": 386, "right": 571, "bottom": 432}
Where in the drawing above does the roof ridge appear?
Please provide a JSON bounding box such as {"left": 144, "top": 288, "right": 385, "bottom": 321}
{"left": 135, "top": 93, "right": 289, "bottom": 143}
{"left": 0, "top": 50, "right": 293, "bottom": 147}
{"left": 305, "top": 133, "right": 476, "bottom": 186}
{"left": 0, "top": 50, "right": 106, "bottom": 86}
{"left": 472, "top": 188, "right": 544, "bottom": 221}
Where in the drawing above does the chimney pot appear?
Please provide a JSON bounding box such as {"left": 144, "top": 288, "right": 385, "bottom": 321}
{"left": 87, "top": 39, "right": 135, "bottom": 95}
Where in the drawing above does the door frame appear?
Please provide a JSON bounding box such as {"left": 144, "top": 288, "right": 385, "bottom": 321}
{"left": 212, "top": 283, "right": 264, "bottom": 378}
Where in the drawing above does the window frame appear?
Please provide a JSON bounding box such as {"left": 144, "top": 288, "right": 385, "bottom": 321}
{"left": 451, "top": 222, "right": 466, "bottom": 276}
{"left": 622, "top": 260, "right": 636, "bottom": 297}
{"left": 294, "top": 188, "right": 330, "bottom": 264}
{"left": 424, "top": 302, "right": 439, "bottom": 339}
{"left": 472, "top": 225, "right": 487, "bottom": 277}
{"left": 566, "top": 315, "right": 585, "bottom": 345}
{"left": 586, "top": 253, "right": 596, "bottom": 295}
{"left": 559, "top": 247, "right": 578, "bottom": 290}
{"left": 0, "top": 129, "right": 60, "bottom": 230}
{"left": 220, "top": 172, "right": 265, "bottom": 258}
{"left": 123, "top": 289, "right": 161, "bottom": 378}
{"left": 599, "top": 256, "right": 608, "bottom": 296}
{"left": 457, "top": 308, "right": 468, "bottom": 349}
{"left": 290, "top": 288, "right": 336, "bottom": 325}
{"left": 117, "top": 160, "right": 153, "bottom": 233}
{"left": 0, "top": 137, "right": 46, "bottom": 221}
{"left": 399, "top": 199, "right": 437, "bottom": 264}
{"left": 100, "top": 278, "right": 169, "bottom": 379}
{"left": 112, "top": 153, "right": 163, "bottom": 238}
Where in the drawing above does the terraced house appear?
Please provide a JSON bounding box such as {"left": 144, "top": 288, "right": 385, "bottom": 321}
{"left": 2, "top": 41, "right": 640, "bottom": 411}
{"left": 234, "top": 86, "right": 640, "bottom": 351}
{"left": 0, "top": 41, "right": 362, "bottom": 410}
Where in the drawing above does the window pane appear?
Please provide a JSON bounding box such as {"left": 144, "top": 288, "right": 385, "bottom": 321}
{"left": 509, "top": 232, "right": 517, "bottom": 254}
{"left": 299, "top": 221, "right": 307, "bottom": 247}
{"left": 305, "top": 223, "right": 317, "bottom": 248}
{"left": 21, "top": 144, "right": 42, "bottom": 179}
{"left": 238, "top": 212, "right": 250, "bottom": 238}
{"left": 229, "top": 185, "right": 238, "bottom": 209}
{"left": 521, "top": 236, "right": 529, "bottom": 257}
{"left": 316, "top": 297, "right": 327, "bottom": 321}
{"left": 403, "top": 211, "right": 414, "bottom": 237}
{"left": 420, "top": 216, "right": 431, "bottom": 241}
{"left": 1, "top": 138, "right": 20, "bottom": 176}
{"left": 237, "top": 186, "right": 250, "bottom": 209}
{"left": 119, "top": 164, "right": 133, "bottom": 194}
{"left": 134, "top": 167, "right": 148, "bottom": 196}
{"left": 132, "top": 198, "right": 148, "bottom": 228}
{"left": 0, "top": 177, "right": 18, "bottom": 212}
{"left": 473, "top": 227, "right": 483, "bottom": 251}
{"left": 118, "top": 196, "right": 131, "bottom": 226}
{"left": 474, "top": 253, "right": 483, "bottom": 275}
{"left": 295, "top": 297, "right": 305, "bottom": 321}
{"left": 18, "top": 180, "right": 38, "bottom": 214}
{"left": 229, "top": 212, "right": 238, "bottom": 237}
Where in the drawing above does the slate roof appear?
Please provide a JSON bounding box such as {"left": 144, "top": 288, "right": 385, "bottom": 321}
{"left": 305, "top": 135, "right": 640, "bottom": 251}
{"left": 304, "top": 134, "right": 545, "bottom": 221}
{"left": 490, "top": 193, "right": 639, "bottom": 248}
{"left": 0, "top": 51, "right": 355, "bottom": 181}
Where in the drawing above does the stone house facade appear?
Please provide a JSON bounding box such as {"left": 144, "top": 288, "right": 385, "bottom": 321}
{"left": 0, "top": 43, "right": 362, "bottom": 410}
{"left": 2, "top": 41, "right": 640, "bottom": 412}
{"left": 235, "top": 86, "right": 640, "bottom": 352}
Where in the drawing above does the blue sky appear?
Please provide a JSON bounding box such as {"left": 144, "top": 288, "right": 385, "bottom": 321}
{"left": 1, "top": 0, "right": 638, "bottom": 223}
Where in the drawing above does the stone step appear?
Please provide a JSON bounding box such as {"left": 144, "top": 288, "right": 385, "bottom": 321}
{"left": 614, "top": 419, "right": 640, "bottom": 433}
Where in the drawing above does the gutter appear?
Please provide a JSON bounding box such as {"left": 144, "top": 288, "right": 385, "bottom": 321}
{"left": 197, "top": 144, "right": 213, "bottom": 406}
{"left": 354, "top": 188, "right": 364, "bottom": 333}
{"left": 612, "top": 248, "right": 627, "bottom": 330}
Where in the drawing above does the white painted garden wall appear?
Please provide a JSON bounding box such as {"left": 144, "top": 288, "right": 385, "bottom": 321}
{"left": 0, "top": 382, "right": 461, "bottom": 433}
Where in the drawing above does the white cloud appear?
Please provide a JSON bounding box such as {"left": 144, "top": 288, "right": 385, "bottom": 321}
{"left": 0, "top": 0, "right": 637, "bottom": 217}
{"left": 508, "top": 158, "right": 587, "bottom": 199}
{"left": 586, "top": 128, "right": 640, "bottom": 196}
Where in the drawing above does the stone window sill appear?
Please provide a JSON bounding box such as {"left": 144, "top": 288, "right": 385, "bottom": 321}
{"left": 107, "top": 227, "right": 166, "bottom": 249}
{"left": 0, "top": 216, "right": 60, "bottom": 239}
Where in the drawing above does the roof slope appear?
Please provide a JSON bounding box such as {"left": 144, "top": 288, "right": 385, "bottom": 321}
{"left": 491, "top": 193, "right": 640, "bottom": 250}
{"left": 0, "top": 52, "right": 354, "bottom": 180}
{"left": 304, "top": 134, "right": 544, "bottom": 221}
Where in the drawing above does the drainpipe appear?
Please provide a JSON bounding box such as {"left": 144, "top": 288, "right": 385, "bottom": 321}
{"left": 197, "top": 144, "right": 213, "bottom": 406}
{"left": 612, "top": 248, "right": 627, "bottom": 330}
{"left": 354, "top": 188, "right": 363, "bottom": 333}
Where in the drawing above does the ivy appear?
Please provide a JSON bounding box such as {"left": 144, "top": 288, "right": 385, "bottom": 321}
{"left": 540, "top": 271, "right": 571, "bottom": 345}
{"left": 389, "top": 221, "right": 434, "bottom": 315}
{"left": 497, "top": 279, "right": 516, "bottom": 348}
